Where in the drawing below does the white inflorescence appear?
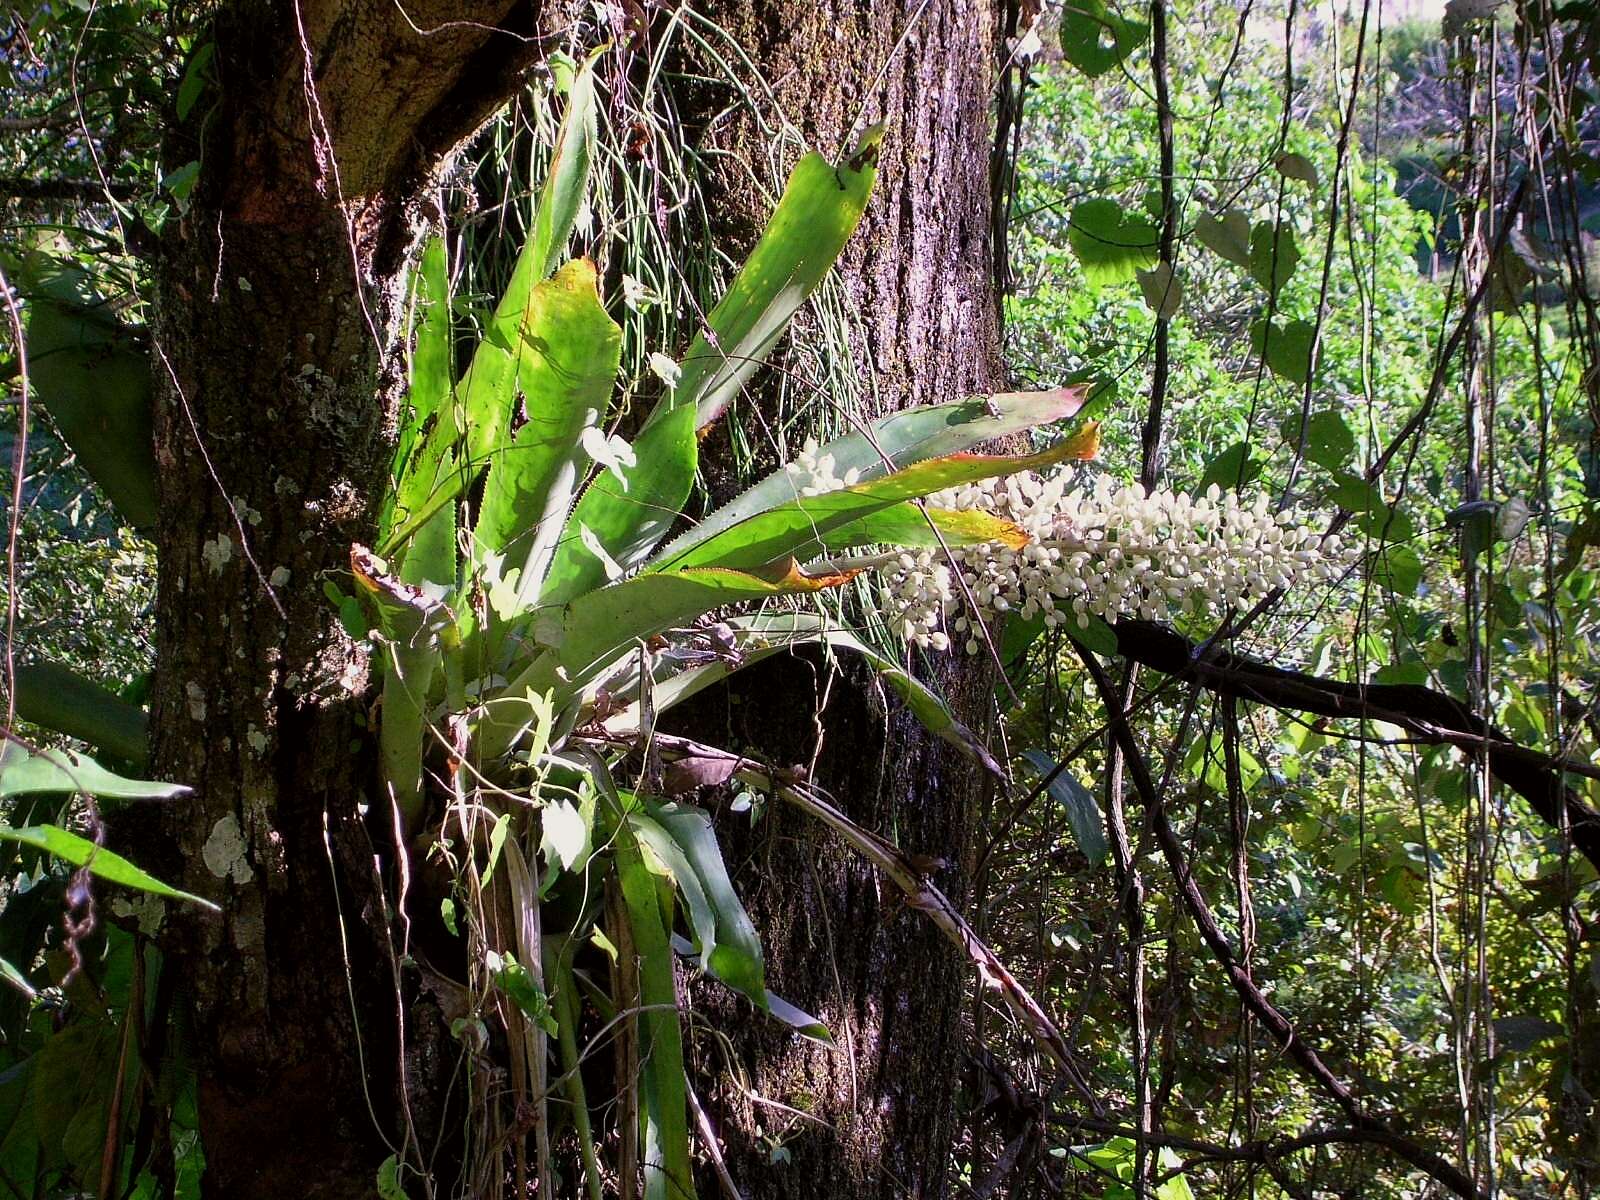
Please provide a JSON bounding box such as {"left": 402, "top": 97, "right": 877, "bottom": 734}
{"left": 881, "top": 472, "right": 1356, "bottom": 654}
{"left": 785, "top": 438, "right": 862, "bottom": 497}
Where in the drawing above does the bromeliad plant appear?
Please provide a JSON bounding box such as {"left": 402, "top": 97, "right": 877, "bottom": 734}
{"left": 3, "top": 51, "right": 1354, "bottom": 1200}
{"left": 349, "top": 53, "right": 1106, "bottom": 1200}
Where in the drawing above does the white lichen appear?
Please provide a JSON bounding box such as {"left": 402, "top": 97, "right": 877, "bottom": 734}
{"left": 269, "top": 565, "right": 291, "bottom": 587}
{"left": 202, "top": 814, "right": 254, "bottom": 884}
{"left": 185, "top": 681, "right": 207, "bottom": 722}
{"left": 201, "top": 534, "right": 234, "bottom": 574}
{"left": 111, "top": 894, "right": 166, "bottom": 936}
{"left": 246, "top": 725, "right": 269, "bottom": 754}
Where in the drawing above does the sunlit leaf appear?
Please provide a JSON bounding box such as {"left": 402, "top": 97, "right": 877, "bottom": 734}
{"left": 1194, "top": 209, "right": 1252, "bottom": 266}
{"left": 656, "top": 386, "right": 1088, "bottom": 568}
{"left": 653, "top": 127, "right": 882, "bottom": 431}
{"left": 1248, "top": 222, "right": 1301, "bottom": 298}
{"left": 21, "top": 254, "right": 158, "bottom": 529}
{"left": 1067, "top": 198, "right": 1158, "bottom": 285}
{"left": 472, "top": 258, "right": 621, "bottom": 605}
{"left": 1250, "top": 318, "right": 1315, "bottom": 384}
{"left": 1136, "top": 261, "right": 1182, "bottom": 319}
{"left": 652, "top": 425, "right": 1099, "bottom": 575}
{"left": 0, "top": 823, "right": 217, "bottom": 911}
{"left": 0, "top": 743, "right": 185, "bottom": 801}
{"left": 526, "top": 48, "right": 602, "bottom": 281}
{"left": 1059, "top": 0, "right": 1150, "bottom": 77}
{"left": 636, "top": 801, "right": 766, "bottom": 1006}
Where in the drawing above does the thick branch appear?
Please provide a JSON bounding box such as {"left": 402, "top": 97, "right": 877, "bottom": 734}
{"left": 1111, "top": 619, "right": 1600, "bottom": 874}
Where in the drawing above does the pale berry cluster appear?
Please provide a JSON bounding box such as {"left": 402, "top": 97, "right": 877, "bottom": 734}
{"left": 785, "top": 437, "right": 862, "bottom": 496}
{"left": 883, "top": 473, "right": 1355, "bottom": 654}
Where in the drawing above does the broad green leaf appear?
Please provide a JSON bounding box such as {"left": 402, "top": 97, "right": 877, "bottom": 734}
{"left": 669, "top": 934, "right": 832, "bottom": 1044}
{"left": 643, "top": 800, "right": 765, "bottom": 1005}
{"left": 1329, "top": 470, "right": 1385, "bottom": 513}
{"left": 1279, "top": 409, "right": 1355, "bottom": 470}
{"left": 1356, "top": 504, "right": 1415, "bottom": 544}
{"left": 383, "top": 236, "right": 453, "bottom": 538}
{"left": 611, "top": 807, "right": 696, "bottom": 1200}
{"left": 351, "top": 546, "right": 454, "bottom": 828}
{"left": 13, "top": 661, "right": 147, "bottom": 767}
{"left": 1198, "top": 442, "right": 1262, "bottom": 492}
{"left": 1136, "top": 261, "right": 1182, "bottom": 320}
{"left": 0, "top": 955, "right": 34, "bottom": 999}
{"left": 1194, "top": 209, "right": 1252, "bottom": 266}
{"left": 816, "top": 503, "right": 1027, "bottom": 553}
{"left": 654, "top": 386, "right": 1089, "bottom": 568}
{"left": 473, "top": 258, "right": 621, "bottom": 603}
{"left": 387, "top": 219, "right": 600, "bottom": 555}
{"left": 377, "top": 1155, "right": 411, "bottom": 1200}
{"left": 22, "top": 257, "right": 158, "bottom": 529}
{"left": 0, "top": 743, "right": 186, "bottom": 801}
{"left": 1021, "top": 750, "right": 1108, "bottom": 865}
{"left": 1248, "top": 222, "right": 1301, "bottom": 298}
{"left": 1072, "top": 614, "right": 1120, "bottom": 657}
{"left": 489, "top": 950, "right": 558, "bottom": 1036}
{"left": 652, "top": 425, "right": 1100, "bottom": 575}
{"left": 1067, "top": 199, "right": 1158, "bottom": 286}
{"left": 175, "top": 43, "right": 214, "bottom": 121}
{"left": 526, "top": 48, "right": 602, "bottom": 281}
{"left": 539, "top": 402, "right": 698, "bottom": 607}
{"left": 540, "top": 797, "right": 593, "bottom": 874}
{"left": 1374, "top": 544, "right": 1423, "bottom": 596}
{"left": 556, "top": 558, "right": 855, "bottom": 688}
{"left": 1275, "top": 151, "right": 1320, "bottom": 188}
{"left": 0, "top": 824, "right": 217, "bottom": 911}
{"left": 1250, "top": 318, "right": 1316, "bottom": 384}
{"left": 651, "top": 127, "right": 883, "bottom": 431}
{"left": 1059, "top": 0, "right": 1151, "bottom": 76}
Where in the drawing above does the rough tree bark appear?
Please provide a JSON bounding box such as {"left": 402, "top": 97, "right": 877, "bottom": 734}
{"left": 658, "top": 5, "right": 1009, "bottom": 1197}
{"left": 142, "top": 4, "right": 544, "bottom": 1196}
{"left": 137, "top": 1, "right": 1005, "bottom": 1197}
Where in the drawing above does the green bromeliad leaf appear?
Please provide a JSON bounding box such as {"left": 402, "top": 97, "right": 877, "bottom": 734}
{"left": 633, "top": 800, "right": 766, "bottom": 1007}
{"left": 654, "top": 386, "right": 1087, "bottom": 567}
{"left": 472, "top": 258, "right": 622, "bottom": 605}
{"left": 601, "top": 613, "right": 1007, "bottom": 783}
{"left": 815, "top": 503, "right": 1026, "bottom": 554}
{"left": 0, "top": 742, "right": 186, "bottom": 802}
{"left": 538, "top": 402, "right": 698, "bottom": 607}
{"left": 650, "top": 422, "right": 1099, "bottom": 575}
{"left": 555, "top": 558, "right": 856, "bottom": 688}
{"left": 526, "top": 48, "right": 602, "bottom": 282}
{"left": 0, "top": 823, "right": 217, "bottom": 911}
{"left": 647, "top": 126, "right": 884, "bottom": 432}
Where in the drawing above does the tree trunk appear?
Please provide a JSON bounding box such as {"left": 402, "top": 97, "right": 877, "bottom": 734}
{"left": 141, "top": 5, "right": 540, "bottom": 1196}
{"left": 660, "top": 5, "right": 1007, "bottom": 1197}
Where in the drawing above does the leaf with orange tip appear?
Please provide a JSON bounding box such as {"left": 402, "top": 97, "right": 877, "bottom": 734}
{"left": 653, "top": 386, "right": 1094, "bottom": 567}
{"left": 556, "top": 557, "right": 855, "bottom": 687}
{"left": 653, "top": 430, "right": 1103, "bottom": 574}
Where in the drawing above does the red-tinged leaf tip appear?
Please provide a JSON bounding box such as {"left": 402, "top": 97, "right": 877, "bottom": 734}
{"left": 982, "top": 383, "right": 1091, "bottom": 423}
{"left": 752, "top": 556, "right": 860, "bottom": 591}
{"left": 1062, "top": 420, "right": 1101, "bottom": 461}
